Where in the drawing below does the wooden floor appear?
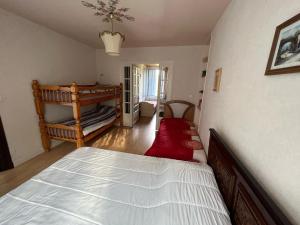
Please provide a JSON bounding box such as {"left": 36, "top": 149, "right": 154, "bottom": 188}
{"left": 0, "top": 116, "right": 156, "bottom": 196}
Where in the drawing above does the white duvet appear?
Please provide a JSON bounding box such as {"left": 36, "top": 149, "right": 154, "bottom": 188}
{"left": 0, "top": 148, "right": 231, "bottom": 225}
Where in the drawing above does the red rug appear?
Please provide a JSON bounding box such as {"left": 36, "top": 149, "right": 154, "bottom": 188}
{"left": 145, "top": 118, "right": 202, "bottom": 161}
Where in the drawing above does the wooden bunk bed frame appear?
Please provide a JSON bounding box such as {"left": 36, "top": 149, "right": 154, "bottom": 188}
{"left": 32, "top": 80, "right": 123, "bottom": 151}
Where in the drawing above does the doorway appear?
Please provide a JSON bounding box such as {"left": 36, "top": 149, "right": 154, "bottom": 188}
{"left": 134, "top": 64, "right": 160, "bottom": 127}
{"left": 0, "top": 116, "right": 14, "bottom": 171}
{"left": 123, "top": 64, "right": 170, "bottom": 129}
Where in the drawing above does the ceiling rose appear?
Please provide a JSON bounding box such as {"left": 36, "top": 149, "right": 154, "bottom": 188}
{"left": 82, "top": 0, "right": 135, "bottom": 56}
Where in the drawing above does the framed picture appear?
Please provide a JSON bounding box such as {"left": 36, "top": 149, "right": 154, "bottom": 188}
{"left": 213, "top": 68, "right": 222, "bottom": 92}
{"left": 265, "top": 13, "right": 300, "bottom": 75}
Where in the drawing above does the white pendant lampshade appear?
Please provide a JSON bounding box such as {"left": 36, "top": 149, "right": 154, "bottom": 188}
{"left": 100, "top": 31, "right": 125, "bottom": 56}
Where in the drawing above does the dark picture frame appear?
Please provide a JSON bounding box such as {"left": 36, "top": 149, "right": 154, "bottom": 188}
{"left": 265, "top": 13, "right": 300, "bottom": 76}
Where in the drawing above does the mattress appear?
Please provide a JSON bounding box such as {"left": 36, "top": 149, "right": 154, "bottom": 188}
{"left": 82, "top": 115, "right": 116, "bottom": 136}
{"left": 0, "top": 148, "right": 231, "bottom": 225}
{"left": 55, "top": 105, "right": 116, "bottom": 136}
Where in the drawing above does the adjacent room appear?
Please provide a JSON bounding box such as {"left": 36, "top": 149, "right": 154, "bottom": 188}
{"left": 0, "top": 0, "right": 299, "bottom": 225}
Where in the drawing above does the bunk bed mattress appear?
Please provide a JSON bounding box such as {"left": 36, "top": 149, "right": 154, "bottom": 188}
{"left": 0, "top": 148, "right": 231, "bottom": 225}
{"left": 82, "top": 115, "right": 116, "bottom": 136}
{"left": 56, "top": 105, "right": 116, "bottom": 136}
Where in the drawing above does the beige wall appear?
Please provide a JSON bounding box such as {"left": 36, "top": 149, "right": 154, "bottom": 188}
{"left": 96, "top": 46, "right": 209, "bottom": 123}
{"left": 0, "top": 8, "right": 96, "bottom": 166}
{"left": 200, "top": 1, "right": 300, "bottom": 224}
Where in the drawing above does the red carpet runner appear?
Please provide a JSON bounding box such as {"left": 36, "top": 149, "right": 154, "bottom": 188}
{"left": 145, "top": 118, "right": 203, "bottom": 162}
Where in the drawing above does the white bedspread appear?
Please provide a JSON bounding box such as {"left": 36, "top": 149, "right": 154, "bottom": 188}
{"left": 0, "top": 148, "right": 231, "bottom": 225}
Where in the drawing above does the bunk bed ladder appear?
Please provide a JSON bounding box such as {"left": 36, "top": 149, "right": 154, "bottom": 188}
{"left": 32, "top": 80, "right": 51, "bottom": 152}
{"left": 71, "top": 82, "right": 84, "bottom": 148}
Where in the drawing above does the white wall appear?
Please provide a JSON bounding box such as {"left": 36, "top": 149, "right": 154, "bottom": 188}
{"left": 0, "top": 8, "right": 96, "bottom": 166}
{"left": 200, "top": 1, "right": 300, "bottom": 224}
{"left": 96, "top": 46, "right": 209, "bottom": 123}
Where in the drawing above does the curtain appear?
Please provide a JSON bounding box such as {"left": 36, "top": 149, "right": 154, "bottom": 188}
{"left": 142, "top": 68, "right": 159, "bottom": 101}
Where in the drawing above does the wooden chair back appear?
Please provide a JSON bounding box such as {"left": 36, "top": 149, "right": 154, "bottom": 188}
{"left": 164, "top": 100, "right": 195, "bottom": 122}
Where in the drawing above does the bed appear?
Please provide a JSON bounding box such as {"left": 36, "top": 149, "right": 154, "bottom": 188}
{"left": 0, "top": 129, "right": 293, "bottom": 225}
{"left": 0, "top": 148, "right": 230, "bottom": 225}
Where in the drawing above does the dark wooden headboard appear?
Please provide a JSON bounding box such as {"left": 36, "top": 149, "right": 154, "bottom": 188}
{"left": 207, "top": 129, "right": 293, "bottom": 225}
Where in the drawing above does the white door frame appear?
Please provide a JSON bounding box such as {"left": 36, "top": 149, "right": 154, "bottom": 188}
{"left": 120, "top": 61, "right": 174, "bottom": 128}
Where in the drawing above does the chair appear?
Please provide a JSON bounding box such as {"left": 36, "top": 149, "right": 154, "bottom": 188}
{"left": 164, "top": 100, "right": 195, "bottom": 122}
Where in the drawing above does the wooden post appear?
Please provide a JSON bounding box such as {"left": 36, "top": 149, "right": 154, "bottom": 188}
{"left": 71, "top": 82, "right": 84, "bottom": 148}
{"left": 32, "top": 80, "right": 50, "bottom": 152}
{"left": 119, "top": 83, "right": 124, "bottom": 126}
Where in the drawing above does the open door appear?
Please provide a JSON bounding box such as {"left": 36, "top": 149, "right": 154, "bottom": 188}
{"left": 132, "top": 65, "right": 141, "bottom": 126}
{"left": 0, "top": 116, "right": 14, "bottom": 171}
{"left": 122, "top": 64, "right": 141, "bottom": 127}
{"left": 123, "top": 66, "right": 132, "bottom": 127}
{"left": 123, "top": 63, "right": 162, "bottom": 128}
{"left": 156, "top": 66, "right": 169, "bottom": 130}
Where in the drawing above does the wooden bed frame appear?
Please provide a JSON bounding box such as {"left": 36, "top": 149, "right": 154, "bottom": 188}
{"left": 208, "top": 129, "right": 293, "bottom": 225}
{"left": 32, "top": 80, "right": 123, "bottom": 151}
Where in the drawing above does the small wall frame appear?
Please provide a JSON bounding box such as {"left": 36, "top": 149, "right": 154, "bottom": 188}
{"left": 213, "top": 68, "right": 222, "bottom": 92}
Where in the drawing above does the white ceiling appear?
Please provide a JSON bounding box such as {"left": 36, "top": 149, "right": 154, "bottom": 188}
{"left": 0, "top": 0, "right": 231, "bottom": 48}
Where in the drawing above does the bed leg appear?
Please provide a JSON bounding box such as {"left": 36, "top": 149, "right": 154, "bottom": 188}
{"left": 40, "top": 121, "right": 50, "bottom": 152}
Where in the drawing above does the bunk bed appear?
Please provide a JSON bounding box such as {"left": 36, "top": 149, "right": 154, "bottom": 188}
{"left": 32, "top": 80, "right": 123, "bottom": 151}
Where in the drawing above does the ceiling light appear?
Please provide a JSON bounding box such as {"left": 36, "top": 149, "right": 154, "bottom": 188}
{"left": 82, "top": 0, "right": 135, "bottom": 56}
{"left": 100, "top": 31, "right": 124, "bottom": 56}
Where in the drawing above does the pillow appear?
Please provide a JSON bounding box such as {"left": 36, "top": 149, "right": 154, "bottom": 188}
{"left": 192, "top": 136, "right": 201, "bottom": 141}
{"left": 187, "top": 121, "right": 195, "bottom": 126}
{"left": 185, "top": 130, "right": 198, "bottom": 136}
{"left": 193, "top": 150, "right": 207, "bottom": 163}
{"left": 185, "top": 140, "right": 204, "bottom": 150}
